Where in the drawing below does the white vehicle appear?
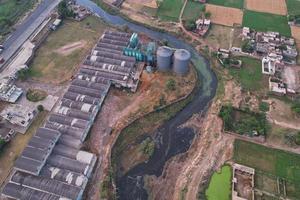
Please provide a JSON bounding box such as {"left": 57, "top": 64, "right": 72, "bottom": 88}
{"left": 0, "top": 45, "right": 4, "bottom": 54}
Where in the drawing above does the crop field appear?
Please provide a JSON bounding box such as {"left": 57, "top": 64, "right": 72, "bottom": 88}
{"left": 29, "top": 16, "right": 107, "bottom": 84}
{"left": 156, "top": 0, "right": 184, "bottom": 21}
{"left": 206, "top": 4, "right": 243, "bottom": 26}
{"left": 0, "top": 0, "right": 37, "bottom": 38}
{"left": 182, "top": 0, "right": 205, "bottom": 21}
{"left": 234, "top": 139, "right": 300, "bottom": 199}
{"left": 207, "top": 0, "right": 244, "bottom": 9}
{"left": 242, "top": 10, "right": 291, "bottom": 37}
{"left": 286, "top": 0, "right": 300, "bottom": 15}
{"left": 245, "top": 0, "right": 287, "bottom": 15}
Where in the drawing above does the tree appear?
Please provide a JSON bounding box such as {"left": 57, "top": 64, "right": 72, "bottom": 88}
{"left": 241, "top": 39, "right": 254, "bottom": 53}
{"left": 58, "top": 0, "right": 74, "bottom": 19}
{"left": 166, "top": 79, "right": 176, "bottom": 91}
{"left": 37, "top": 105, "right": 44, "bottom": 112}
{"left": 204, "top": 12, "right": 211, "bottom": 19}
{"left": 292, "top": 102, "right": 300, "bottom": 115}
{"left": 183, "top": 20, "right": 196, "bottom": 31}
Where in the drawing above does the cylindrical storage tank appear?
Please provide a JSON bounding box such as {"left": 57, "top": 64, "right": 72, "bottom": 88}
{"left": 173, "top": 49, "right": 191, "bottom": 75}
{"left": 157, "top": 46, "right": 173, "bottom": 71}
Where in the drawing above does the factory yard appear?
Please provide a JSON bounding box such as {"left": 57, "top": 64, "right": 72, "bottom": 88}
{"left": 29, "top": 16, "right": 107, "bottom": 84}
{"left": 245, "top": 0, "right": 287, "bottom": 15}
{"left": 205, "top": 4, "right": 243, "bottom": 27}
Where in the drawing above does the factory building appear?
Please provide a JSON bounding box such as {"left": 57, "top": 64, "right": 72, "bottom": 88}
{"left": 1, "top": 30, "right": 145, "bottom": 200}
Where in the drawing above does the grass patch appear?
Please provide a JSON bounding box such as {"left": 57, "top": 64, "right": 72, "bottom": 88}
{"left": 234, "top": 139, "right": 300, "bottom": 184}
{"left": 29, "top": 16, "right": 107, "bottom": 84}
{"left": 259, "top": 102, "right": 270, "bottom": 112}
{"left": 220, "top": 105, "right": 268, "bottom": 136}
{"left": 207, "top": 0, "right": 244, "bottom": 9}
{"left": 26, "top": 89, "right": 47, "bottom": 102}
{"left": 157, "top": 0, "right": 184, "bottom": 22}
{"left": 0, "top": 0, "right": 37, "bottom": 38}
{"left": 139, "top": 137, "right": 155, "bottom": 157}
{"left": 286, "top": 0, "right": 300, "bottom": 16}
{"left": 228, "top": 57, "right": 267, "bottom": 92}
{"left": 182, "top": 0, "right": 205, "bottom": 21}
{"left": 205, "top": 165, "right": 232, "bottom": 200}
{"left": 243, "top": 10, "right": 291, "bottom": 37}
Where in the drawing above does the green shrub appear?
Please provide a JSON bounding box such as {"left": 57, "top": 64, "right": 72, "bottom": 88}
{"left": 292, "top": 102, "right": 300, "bottom": 115}
{"left": 26, "top": 89, "right": 47, "bottom": 102}
{"left": 259, "top": 102, "right": 270, "bottom": 112}
{"left": 166, "top": 79, "right": 176, "bottom": 91}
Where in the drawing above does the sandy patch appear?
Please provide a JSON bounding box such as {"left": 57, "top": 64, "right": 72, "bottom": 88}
{"left": 206, "top": 4, "right": 243, "bottom": 27}
{"left": 245, "top": 0, "right": 287, "bottom": 15}
{"left": 55, "top": 40, "right": 87, "bottom": 56}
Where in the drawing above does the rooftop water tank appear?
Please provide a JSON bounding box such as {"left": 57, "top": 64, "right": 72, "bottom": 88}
{"left": 156, "top": 46, "right": 173, "bottom": 71}
{"left": 173, "top": 49, "right": 191, "bottom": 75}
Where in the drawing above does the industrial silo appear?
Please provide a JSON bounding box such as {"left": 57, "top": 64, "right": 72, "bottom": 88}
{"left": 173, "top": 49, "right": 191, "bottom": 75}
{"left": 156, "top": 46, "right": 173, "bottom": 71}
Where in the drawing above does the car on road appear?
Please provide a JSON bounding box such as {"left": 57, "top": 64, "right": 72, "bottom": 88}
{"left": 0, "top": 57, "right": 5, "bottom": 64}
{"left": 0, "top": 45, "right": 4, "bottom": 54}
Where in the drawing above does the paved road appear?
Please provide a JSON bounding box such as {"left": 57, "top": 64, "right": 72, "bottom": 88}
{"left": 0, "top": 0, "right": 61, "bottom": 70}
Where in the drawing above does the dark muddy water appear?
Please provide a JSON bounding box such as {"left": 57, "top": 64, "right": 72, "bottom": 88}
{"left": 76, "top": 1, "right": 218, "bottom": 199}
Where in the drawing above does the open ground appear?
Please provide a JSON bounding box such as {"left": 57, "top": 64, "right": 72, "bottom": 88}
{"left": 29, "top": 16, "right": 107, "bottom": 84}
{"left": 245, "top": 0, "right": 287, "bottom": 15}
{"left": 206, "top": 4, "right": 243, "bottom": 27}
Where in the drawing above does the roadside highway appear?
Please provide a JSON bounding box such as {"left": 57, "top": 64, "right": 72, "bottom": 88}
{"left": 0, "top": 0, "right": 61, "bottom": 70}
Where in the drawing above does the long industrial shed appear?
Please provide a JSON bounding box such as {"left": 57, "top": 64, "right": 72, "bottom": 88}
{"left": 1, "top": 30, "right": 139, "bottom": 200}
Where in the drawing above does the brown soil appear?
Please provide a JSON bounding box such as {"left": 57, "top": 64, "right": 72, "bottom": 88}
{"left": 125, "top": 0, "right": 158, "bottom": 8}
{"left": 55, "top": 40, "right": 87, "bottom": 56}
{"left": 245, "top": 0, "right": 287, "bottom": 15}
{"left": 291, "top": 26, "right": 300, "bottom": 42}
{"left": 206, "top": 4, "right": 243, "bottom": 27}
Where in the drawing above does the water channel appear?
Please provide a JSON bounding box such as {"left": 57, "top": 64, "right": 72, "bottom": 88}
{"left": 76, "top": 1, "right": 218, "bottom": 199}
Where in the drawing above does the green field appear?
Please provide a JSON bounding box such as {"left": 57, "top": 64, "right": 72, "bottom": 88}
{"left": 0, "top": 0, "right": 37, "bottom": 38}
{"left": 286, "top": 0, "right": 300, "bottom": 16}
{"left": 228, "top": 57, "right": 267, "bottom": 92}
{"left": 205, "top": 165, "right": 232, "bottom": 200}
{"left": 207, "top": 0, "right": 244, "bottom": 9}
{"left": 243, "top": 10, "right": 291, "bottom": 37}
{"left": 182, "top": 0, "right": 205, "bottom": 21}
{"left": 234, "top": 140, "right": 300, "bottom": 198}
{"left": 157, "top": 0, "right": 184, "bottom": 21}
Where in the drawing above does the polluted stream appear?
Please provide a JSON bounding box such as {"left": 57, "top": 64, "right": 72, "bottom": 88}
{"left": 76, "top": 0, "right": 218, "bottom": 199}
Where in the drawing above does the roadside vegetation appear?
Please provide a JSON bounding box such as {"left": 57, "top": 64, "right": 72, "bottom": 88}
{"left": 205, "top": 165, "right": 232, "bottom": 200}
{"left": 242, "top": 10, "right": 291, "bottom": 37}
{"left": 234, "top": 139, "right": 300, "bottom": 199}
{"left": 26, "top": 89, "right": 47, "bottom": 102}
{"left": 207, "top": 0, "right": 244, "bottom": 9}
{"left": 219, "top": 105, "right": 268, "bottom": 136}
{"left": 0, "top": 0, "right": 37, "bottom": 40}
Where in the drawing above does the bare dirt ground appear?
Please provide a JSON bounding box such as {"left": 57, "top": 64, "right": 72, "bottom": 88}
{"left": 206, "top": 4, "right": 243, "bottom": 27}
{"left": 291, "top": 26, "right": 300, "bottom": 44}
{"left": 245, "top": 0, "right": 287, "bottom": 15}
{"left": 125, "top": 0, "right": 157, "bottom": 8}
{"left": 267, "top": 98, "right": 300, "bottom": 130}
{"left": 55, "top": 40, "right": 87, "bottom": 56}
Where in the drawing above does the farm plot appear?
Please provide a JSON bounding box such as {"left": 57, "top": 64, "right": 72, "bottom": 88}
{"left": 206, "top": 4, "right": 243, "bottom": 26}
{"left": 291, "top": 26, "right": 300, "bottom": 41}
{"left": 156, "top": 0, "right": 184, "bottom": 21}
{"left": 245, "top": 0, "right": 287, "bottom": 15}
{"left": 234, "top": 139, "right": 300, "bottom": 199}
{"left": 243, "top": 10, "right": 291, "bottom": 37}
{"left": 207, "top": 0, "right": 244, "bottom": 9}
{"left": 286, "top": 0, "right": 300, "bottom": 15}
{"left": 182, "top": 0, "right": 205, "bottom": 21}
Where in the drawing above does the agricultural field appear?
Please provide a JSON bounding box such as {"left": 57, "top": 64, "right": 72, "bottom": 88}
{"left": 206, "top": 4, "right": 243, "bottom": 26}
{"left": 29, "top": 16, "right": 107, "bottom": 84}
{"left": 156, "top": 0, "right": 184, "bottom": 21}
{"left": 286, "top": 0, "right": 300, "bottom": 16}
{"left": 234, "top": 139, "right": 300, "bottom": 199}
{"left": 182, "top": 0, "right": 205, "bottom": 21}
{"left": 242, "top": 10, "right": 291, "bottom": 37}
{"left": 0, "top": 0, "right": 37, "bottom": 39}
{"left": 205, "top": 165, "right": 232, "bottom": 200}
{"left": 228, "top": 57, "right": 268, "bottom": 92}
{"left": 207, "top": 0, "right": 244, "bottom": 9}
{"left": 245, "top": 0, "right": 287, "bottom": 15}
